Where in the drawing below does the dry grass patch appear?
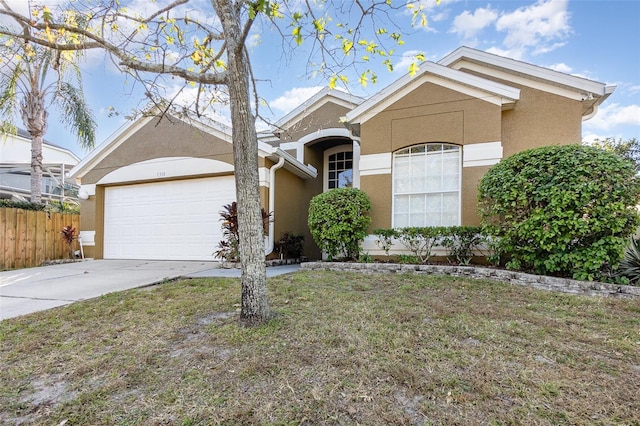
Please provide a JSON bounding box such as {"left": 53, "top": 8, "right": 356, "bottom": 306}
{"left": 1, "top": 271, "right": 639, "bottom": 425}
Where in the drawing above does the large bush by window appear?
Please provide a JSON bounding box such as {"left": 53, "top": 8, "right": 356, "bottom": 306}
{"left": 478, "top": 144, "right": 640, "bottom": 281}
{"left": 393, "top": 143, "right": 460, "bottom": 227}
{"left": 308, "top": 188, "right": 371, "bottom": 260}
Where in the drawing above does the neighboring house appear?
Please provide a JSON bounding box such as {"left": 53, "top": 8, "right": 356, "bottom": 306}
{"left": 0, "top": 129, "right": 80, "bottom": 203}
{"left": 68, "top": 46, "right": 614, "bottom": 261}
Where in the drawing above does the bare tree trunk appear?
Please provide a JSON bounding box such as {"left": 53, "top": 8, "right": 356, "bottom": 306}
{"left": 214, "top": 0, "right": 272, "bottom": 325}
{"left": 21, "top": 90, "right": 48, "bottom": 204}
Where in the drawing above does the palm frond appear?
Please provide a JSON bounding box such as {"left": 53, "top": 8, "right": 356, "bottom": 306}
{"left": 617, "top": 237, "right": 640, "bottom": 285}
{"left": 55, "top": 81, "right": 97, "bottom": 149}
{"left": 0, "top": 62, "right": 22, "bottom": 120}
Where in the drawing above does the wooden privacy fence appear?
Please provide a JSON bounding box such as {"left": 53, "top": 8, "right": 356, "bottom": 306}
{"left": 0, "top": 208, "right": 81, "bottom": 270}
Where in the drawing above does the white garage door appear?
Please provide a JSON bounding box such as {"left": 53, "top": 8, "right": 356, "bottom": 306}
{"left": 104, "top": 176, "right": 235, "bottom": 260}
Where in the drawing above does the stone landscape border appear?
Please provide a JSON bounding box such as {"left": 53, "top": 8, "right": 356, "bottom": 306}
{"left": 300, "top": 262, "right": 640, "bottom": 299}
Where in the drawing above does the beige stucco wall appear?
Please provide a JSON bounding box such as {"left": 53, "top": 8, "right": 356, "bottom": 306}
{"left": 360, "top": 82, "right": 502, "bottom": 156}
{"left": 457, "top": 67, "right": 584, "bottom": 154}
{"left": 82, "top": 117, "right": 236, "bottom": 185}
{"left": 278, "top": 102, "right": 352, "bottom": 143}
{"left": 270, "top": 167, "right": 322, "bottom": 260}
{"left": 500, "top": 86, "right": 582, "bottom": 156}
{"left": 361, "top": 174, "right": 392, "bottom": 231}
{"left": 359, "top": 81, "right": 502, "bottom": 229}
{"left": 359, "top": 75, "right": 586, "bottom": 228}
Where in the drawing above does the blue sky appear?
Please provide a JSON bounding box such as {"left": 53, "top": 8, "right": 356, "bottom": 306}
{"left": 6, "top": 0, "right": 640, "bottom": 158}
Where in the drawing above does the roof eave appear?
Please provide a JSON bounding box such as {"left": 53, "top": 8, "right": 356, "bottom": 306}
{"left": 345, "top": 61, "right": 520, "bottom": 125}
{"left": 273, "top": 88, "right": 365, "bottom": 132}
{"left": 270, "top": 148, "right": 317, "bottom": 179}
{"left": 439, "top": 46, "right": 611, "bottom": 98}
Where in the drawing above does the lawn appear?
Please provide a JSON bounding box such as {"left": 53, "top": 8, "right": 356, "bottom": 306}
{"left": 1, "top": 270, "right": 639, "bottom": 425}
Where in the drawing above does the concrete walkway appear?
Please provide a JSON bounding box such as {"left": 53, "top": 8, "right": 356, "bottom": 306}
{"left": 0, "top": 259, "right": 300, "bottom": 321}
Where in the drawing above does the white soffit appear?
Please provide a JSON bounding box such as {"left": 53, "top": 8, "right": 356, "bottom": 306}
{"left": 298, "top": 128, "right": 352, "bottom": 146}
{"left": 97, "top": 157, "right": 234, "bottom": 185}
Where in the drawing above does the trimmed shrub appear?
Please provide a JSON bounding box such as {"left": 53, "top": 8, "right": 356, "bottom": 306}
{"left": 308, "top": 188, "right": 371, "bottom": 261}
{"left": 396, "top": 226, "right": 444, "bottom": 264}
{"left": 0, "top": 200, "right": 46, "bottom": 211}
{"left": 440, "top": 226, "right": 484, "bottom": 265}
{"left": 372, "top": 228, "right": 399, "bottom": 258}
{"left": 478, "top": 144, "right": 640, "bottom": 281}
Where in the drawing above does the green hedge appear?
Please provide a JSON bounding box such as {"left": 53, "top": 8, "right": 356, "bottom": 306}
{"left": 372, "top": 226, "right": 486, "bottom": 265}
{"left": 478, "top": 144, "right": 640, "bottom": 281}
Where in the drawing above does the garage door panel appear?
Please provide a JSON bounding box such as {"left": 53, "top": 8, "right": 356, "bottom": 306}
{"left": 104, "top": 176, "right": 235, "bottom": 260}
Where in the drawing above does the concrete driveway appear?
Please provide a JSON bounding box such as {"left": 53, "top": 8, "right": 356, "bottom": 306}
{"left": 0, "top": 259, "right": 300, "bottom": 321}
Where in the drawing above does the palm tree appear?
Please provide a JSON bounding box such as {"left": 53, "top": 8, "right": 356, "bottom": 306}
{"left": 0, "top": 37, "right": 96, "bottom": 203}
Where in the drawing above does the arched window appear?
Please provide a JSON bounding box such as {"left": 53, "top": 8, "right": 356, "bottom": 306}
{"left": 324, "top": 146, "right": 353, "bottom": 191}
{"left": 393, "top": 143, "right": 461, "bottom": 227}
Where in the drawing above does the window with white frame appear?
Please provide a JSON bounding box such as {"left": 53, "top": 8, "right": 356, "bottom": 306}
{"left": 325, "top": 146, "right": 353, "bottom": 191}
{"left": 393, "top": 143, "right": 461, "bottom": 227}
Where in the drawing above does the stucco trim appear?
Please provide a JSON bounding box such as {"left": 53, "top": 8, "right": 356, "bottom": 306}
{"left": 299, "top": 128, "right": 352, "bottom": 145}
{"left": 462, "top": 142, "right": 503, "bottom": 168}
{"left": 79, "top": 230, "right": 96, "bottom": 246}
{"left": 345, "top": 62, "right": 520, "bottom": 125}
{"left": 97, "top": 157, "right": 234, "bottom": 185}
{"left": 79, "top": 184, "right": 96, "bottom": 197}
{"left": 360, "top": 153, "right": 392, "bottom": 176}
{"left": 259, "top": 167, "right": 270, "bottom": 187}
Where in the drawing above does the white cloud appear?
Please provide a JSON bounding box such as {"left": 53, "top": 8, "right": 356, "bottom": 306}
{"left": 451, "top": 7, "right": 498, "bottom": 41}
{"left": 628, "top": 85, "right": 640, "bottom": 95}
{"left": 495, "top": 0, "right": 571, "bottom": 56}
{"left": 548, "top": 63, "right": 572, "bottom": 73}
{"left": 0, "top": 0, "right": 63, "bottom": 27}
{"left": 486, "top": 46, "right": 525, "bottom": 61}
{"left": 585, "top": 103, "right": 640, "bottom": 130}
{"left": 532, "top": 41, "right": 567, "bottom": 55}
{"left": 393, "top": 50, "right": 425, "bottom": 74}
{"left": 582, "top": 132, "right": 613, "bottom": 144}
{"left": 430, "top": 11, "right": 449, "bottom": 23}
{"left": 269, "top": 86, "right": 324, "bottom": 114}
{"left": 408, "top": 0, "right": 462, "bottom": 32}
{"left": 546, "top": 63, "right": 597, "bottom": 82}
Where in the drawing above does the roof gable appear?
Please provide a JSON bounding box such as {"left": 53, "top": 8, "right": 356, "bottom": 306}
{"left": 69, "top": 112, "right": 253, "bottom": 180}
{"left": 345, "top": 61, "right": 520, "bottom": 125}
{"left": 273, "top": 88, "right": 364, "bottom": 131}
{"left": 438, "top": 46, "right": 615, "bottom": 116}
{"left": 69, "top": 110, "right": 317, "bottom": 181}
